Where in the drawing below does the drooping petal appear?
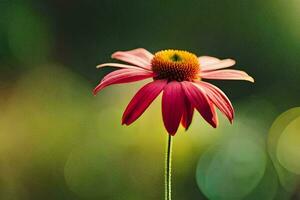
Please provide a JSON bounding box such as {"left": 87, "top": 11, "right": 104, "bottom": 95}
{"left": 93, "top": 69, "right": 154, "bottom": 95}
{"left": 122, "top": 80, "right": 167, "bottom": 125}
{"left": 111, "top": 48, "right": 153, "bottom": 69}
{"left": 181, "top": 81, "right": 218, "bottom": 128}
{"left": 162, "top": 81, "right": 185, "bottom": 135}
{"left": 181, "top": 94, "right": 194, "bottom": 130}
{"left": 195, "top": 81, "right": 234, "bottom": 123}
{"left": 199, "top": 56, "right": 236, "bottom": 72}
{"left": 201, "top": 69, "right": 254, "bottom": 82}
{"left": 96, "top": 63, "right": 151, "bottom": 71}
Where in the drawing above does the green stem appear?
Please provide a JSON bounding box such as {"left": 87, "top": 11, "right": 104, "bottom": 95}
{"left": 165, "top": 135, "right": 173, "bottom": 200}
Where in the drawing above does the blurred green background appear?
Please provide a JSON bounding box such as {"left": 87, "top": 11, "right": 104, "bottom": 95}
{"left": 1, "top": 0, "right": 300, "bottom": 199}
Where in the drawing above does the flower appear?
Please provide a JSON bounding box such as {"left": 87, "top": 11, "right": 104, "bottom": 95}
{"left": 93, "top": 48, "right": 254, "bottom": 135}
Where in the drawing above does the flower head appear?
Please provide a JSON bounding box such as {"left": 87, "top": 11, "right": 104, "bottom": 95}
{"left": 94, "top": 48, "right": 254, "bottom": 135}
{"left": 152, "top": 50, "right": 200, "bottom": 81}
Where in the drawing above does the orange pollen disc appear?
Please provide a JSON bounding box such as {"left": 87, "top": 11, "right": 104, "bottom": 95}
{"left": 151, "top": 49, "right": 200, "bottom": 81}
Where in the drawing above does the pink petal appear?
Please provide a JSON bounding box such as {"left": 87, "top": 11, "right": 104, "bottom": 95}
{"left": 93, "top": 69, "right": 154, "bottom": 95}
{"left": 100, "top": 68, "right": 147, "bottom": 82}
{"left": 96, "top": 63, "right": 151, "bottom": 71}
{"left": 181, "top": 81, "right": 218, "bottom": 128}
{"left": 199, "top": 56, "right": 236, "bottom": 72}
{"left": 201, "top": 69, "right": 254, "bottom": 82}
{"left": 196, "top": 81, "right": 234, "bottom": 123}
{"left": 199, "top": 56, "right": 221, "bottom": 66}
{"left": 111, "top": 48, "right": 153, "bottom": 69}
{"left": 124, "top": 48, "right": 154, "bottom": 63}
{"left": 122, "top": 80, "right": 167, "bottom": 125}
{"left": 181, "top": 94, "right": 194, "bottom": 130}
{"left": 162, "top": 81, "right": 185, "bottom": 135}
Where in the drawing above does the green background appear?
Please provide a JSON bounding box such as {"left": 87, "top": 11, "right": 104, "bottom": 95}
{"left": 1, "top": 0, "right": 300, "bottom": 199}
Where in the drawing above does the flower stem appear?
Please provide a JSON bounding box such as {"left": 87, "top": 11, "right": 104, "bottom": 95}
{"left": 165, "top": 135, "right": 173, "bottom": 200}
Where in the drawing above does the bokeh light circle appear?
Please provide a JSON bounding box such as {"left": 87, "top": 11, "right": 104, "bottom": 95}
{"left": 243, "top": 160, "right": 279, "bottom": 200}
{"left": 196, "top": 137, "right": 267, "bottom": 200}
{"left": 268, "top": 107, "right": 300, "bottom": 191}
{"left": 277, "top": 116, "right": 300, "bottom": 175}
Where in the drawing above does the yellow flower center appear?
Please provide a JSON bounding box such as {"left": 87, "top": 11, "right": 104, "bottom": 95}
{"left": 151, "top": 50, "right": 200, "bottom": 81}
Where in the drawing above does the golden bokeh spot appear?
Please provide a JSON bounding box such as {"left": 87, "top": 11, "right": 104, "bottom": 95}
{"left": 151, "top": 50, "right": 200, "bottom": 81}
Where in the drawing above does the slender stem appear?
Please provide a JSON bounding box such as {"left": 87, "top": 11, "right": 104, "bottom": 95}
{"left": 165, "top": 135, "right": 173, "bottom": 200}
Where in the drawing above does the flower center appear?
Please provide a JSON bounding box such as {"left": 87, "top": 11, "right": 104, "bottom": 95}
{"left": 151, "top": 50, "right": 200, "bottom": 81}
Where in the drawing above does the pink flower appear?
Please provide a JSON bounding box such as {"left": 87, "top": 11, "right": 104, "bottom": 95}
{"left": 93, "top": 48, "right": 254, "bottom": 135}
